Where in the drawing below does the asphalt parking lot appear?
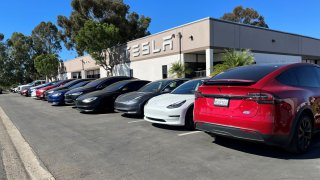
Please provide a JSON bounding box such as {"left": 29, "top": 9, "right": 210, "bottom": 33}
{"left": 0, "top": 93, "right": 320, "bottom": 180}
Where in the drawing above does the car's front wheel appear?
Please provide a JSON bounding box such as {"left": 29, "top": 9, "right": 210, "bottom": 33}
{"left": 185, "top": 106, "right": 195, "bottom": 130}
{"left": 288, "top": 114, "right": 313, "bottom": 154}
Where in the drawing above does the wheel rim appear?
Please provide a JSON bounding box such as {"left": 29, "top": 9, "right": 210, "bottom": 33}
{"left": 298, "top": 117, "right": 312, "bottom": 151}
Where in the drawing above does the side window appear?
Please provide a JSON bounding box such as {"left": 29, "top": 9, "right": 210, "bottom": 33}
{"left": 277, "top": 66, "right": 320, "bottom": 88}
{"left": 276, "top": 69, "right": 298, "bottom": 86}
{"left": 295, "top": 66, "right": 320, "bottom": 88}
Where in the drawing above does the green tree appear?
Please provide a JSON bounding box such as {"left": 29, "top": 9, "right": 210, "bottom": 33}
{"left": 7, "top": 33, "right": 35, "bottom": 83}
{"left": 31, "top": 21, "right": 62, "bottom": 55}
{"left": 211, "top": 49, "right": 255, "bottom": 76}
{"left": 34, "top": 54, "right": 60, "bottom": 81}
{"left": 169, "top": 61, "right": 192, "bottom": 78}
{"left": 58, "top": 0, "right": 151, "bottom": 54}
{"left": 221, "top": 6, "right": 269, "bottom": 28}
{"left": 76, "top": 20, "right": 121, "bottom": 74}
{"left": 0, "top": 34, "right": 13, "bottom": 87}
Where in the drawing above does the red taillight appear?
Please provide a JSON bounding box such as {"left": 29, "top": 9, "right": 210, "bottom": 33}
{"left": 247, "top": 93, "right": 274, "bottom": 104}
{"left": 195, "top": 91, "right": 204, "bottom": 100}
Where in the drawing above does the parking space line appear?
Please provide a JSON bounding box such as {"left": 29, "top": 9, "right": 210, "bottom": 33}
{"left": 128, "top": 120, "right": 146, "bottom": 124}
{"left": 178, "top": 131, "right": 202, "bottom": 136}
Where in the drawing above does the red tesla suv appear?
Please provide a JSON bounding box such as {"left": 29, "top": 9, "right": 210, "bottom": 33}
{"left": 194, "top": 63, "right": 320, "bottom": 153}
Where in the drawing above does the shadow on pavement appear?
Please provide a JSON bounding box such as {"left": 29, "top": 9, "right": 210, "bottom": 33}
{"left": 212, "top": 134, "right": 320, "bottom": 160}
{"left": 121, "top": 114, "right": 143, "bottom": 119}
{"left": 151, "top": 123, "right": 191, "bottom": 132}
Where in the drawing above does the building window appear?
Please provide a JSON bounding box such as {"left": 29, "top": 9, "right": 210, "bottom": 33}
{"left": 86, "top": 69, "right": 100, "bottom": 79}
{"left": 162, "top": 65, "right": 168, "bottom": 79}
{"left": 72, "top": 72, "right": 82, "bottom": 79}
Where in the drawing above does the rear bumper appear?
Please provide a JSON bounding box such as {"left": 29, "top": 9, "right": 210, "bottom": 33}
{"left": 195, "top": 122, "right": 290, "bottom": 147}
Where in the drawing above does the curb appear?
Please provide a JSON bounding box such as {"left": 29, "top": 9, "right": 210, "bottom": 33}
{"left": 0, "top": 107, "right": 55, "bottom": 180}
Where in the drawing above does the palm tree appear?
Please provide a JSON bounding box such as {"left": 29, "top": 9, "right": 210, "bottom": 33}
{"left": 169, "top": 61, "right": 192, "bottom": 78}
{"left": 211, "top": 49, "right": 255, "bottom": 76}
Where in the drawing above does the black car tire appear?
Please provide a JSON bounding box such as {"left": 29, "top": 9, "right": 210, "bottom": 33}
{"left": 184, "top": 106, "right": 195, "bottom": 130}
{"left": 287, "top": 114, "right": 313, "bottom": 154}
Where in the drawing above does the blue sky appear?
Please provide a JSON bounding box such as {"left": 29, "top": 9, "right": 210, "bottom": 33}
{"left": 0, "top": 0, "right": 319, "bottom": 60}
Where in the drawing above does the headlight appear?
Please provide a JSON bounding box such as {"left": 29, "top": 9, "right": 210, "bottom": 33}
{"left": 71, "top": 92, "right": 83, "bottom": 96}
{"left": 82, "top": 97, "right": 98, "bottom": 103}
{"left": 166, "top": 100, "right": 186, "bottom": 109}
{"left": 52, "top": 93, "right": 62, "bottom": 97}
{"left": 47, "top": 91, "right": 54, "bottom": 94}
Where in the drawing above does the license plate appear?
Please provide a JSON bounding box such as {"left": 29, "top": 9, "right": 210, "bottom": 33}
{"left": 214, "top": 98, "right": 229, "bottom": 107}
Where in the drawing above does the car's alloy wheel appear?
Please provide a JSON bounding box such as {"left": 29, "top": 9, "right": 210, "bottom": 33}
{"left": 288, "top": 115, "right": 313, "bottom": 154}
{"left": 185, "top": 106, "right": 195, "bottom": 130}
{"left": 297, "top": 116, "right": 312, "bottom": 152}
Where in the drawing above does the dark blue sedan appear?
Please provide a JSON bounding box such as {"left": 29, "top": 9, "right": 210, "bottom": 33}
{"left": 47, "top": 80, "right": 91, "bottom": 105}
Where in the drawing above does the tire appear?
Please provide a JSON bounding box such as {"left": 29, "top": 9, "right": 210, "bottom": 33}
{"left": 287, "top": 114, "right": 313, "bottom": 154}
{"left": 184, "top": 106, "right": 195, "bottom": 130}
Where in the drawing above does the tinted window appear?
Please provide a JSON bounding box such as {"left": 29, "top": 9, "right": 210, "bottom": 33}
{"left": 69, "top": 81, "right": 90, "bottom": 89}
{"left": 211, "top": 65, "right": 283, "bottom": 82}
{"left": 172, "top": 79, "right": 204, "bottom": 94}
{"left": 85, "top": 78, "right": 107, "bottom": 87}
{"left": 163, "top": 80, "right": 186, "bottom": 91}
{"left": 62, "top": 80, "right": 80, "bottom": 88}
{"left": 138, "top": 81, "right": 169, "bottom": 92}
{"left": 277, "top": 66, "right": 320, "bottom": 88}
{"left": 276, "top": 69, "right": 299, "bottom": 86}
{"left": 103, "top": 81, "right": 129, "bottom": 92}
{"left": 295, "top": 66, "right": 320, "bottom": 87}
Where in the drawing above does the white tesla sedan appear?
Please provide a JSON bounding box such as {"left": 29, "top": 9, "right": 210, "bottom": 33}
{"left": 144, "top": 78, "right": 207, "bottom": 130}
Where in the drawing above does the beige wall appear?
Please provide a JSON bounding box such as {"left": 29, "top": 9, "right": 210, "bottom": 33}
{"left": 64, "top": 55, "right": 99, "bottom": 73}
{"left": 126, "top": 18, "right": 210, "bottom": 62}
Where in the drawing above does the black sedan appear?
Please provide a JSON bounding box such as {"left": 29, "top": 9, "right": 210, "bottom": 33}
{"left": 64, "top": 76, "right": 132, "bottom": 105}
{"left": 114, "top": 78, "right": 188, "bottom": 115}
{"left": 75, "top": 80, "right": 150, "bottom": 113}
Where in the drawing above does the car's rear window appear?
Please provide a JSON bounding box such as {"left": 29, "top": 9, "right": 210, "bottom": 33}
{"left": 211, "top": 65, "right": 283, "bottom": 82}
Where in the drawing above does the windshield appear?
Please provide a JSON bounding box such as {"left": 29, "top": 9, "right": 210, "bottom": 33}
{"left": 84, "top": 78, "right": 105, "bottom": 87}
{"left": 61, "top": 80, "right": 79, "bottom": 88}
{"left": 69, "top": 81, "right": 90, "bottom": 89}
{"left": 138, "top": 80, "right": 168, "bottom": 92}
{"left": 103, "top": 81, "right": 129, "bottom": 92}
{"left": 171, "top": 79, "right": 204, "bottom": 94}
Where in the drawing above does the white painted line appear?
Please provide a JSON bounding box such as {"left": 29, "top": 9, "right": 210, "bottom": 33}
{"left": 178, "top": 131, "right": 202, "bottom": 136}
{"left": 0, "top": 107, "right": 55, "bottom": 180}
{"left": 128, "top": 120, "right": 146, "bottom": 124}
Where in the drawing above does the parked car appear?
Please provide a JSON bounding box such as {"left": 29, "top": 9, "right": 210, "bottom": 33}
{"left": 114, "top": 78, "right": 189, "bottom": 115}
{"left": 47, "top": 80, "right": 92, "bottom": 105}
{"left": 194, "top": 63, "right": 320, "bottom": 153}
{"left": 30, "top": 82, "right": 57, "bottom": 98}
{"left": 144, "top": 78, "right": 207, "bottom": 130}
{"left": 36, "top": 79, "right": 74, "bottom": 99}
{"left": 75, "top": 80, "right": 150, "bottom": 113}
{"left": 45, "top": 79, "right": 93, "bottom": 101}
{"left": 64, "top": 76, "right": 132, "bottom": 105}
{"left": 0, "top": 88, "right": 2, "bottom": 94}
{"left": 18, "top": 80, "right": 46, "bottom": 93}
